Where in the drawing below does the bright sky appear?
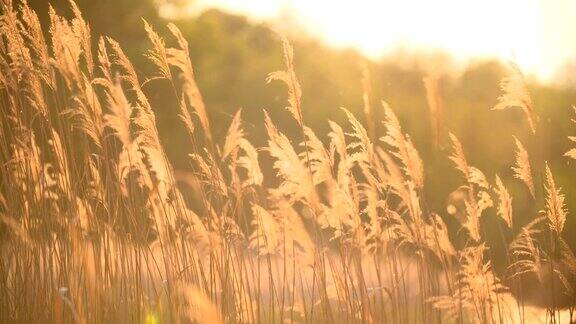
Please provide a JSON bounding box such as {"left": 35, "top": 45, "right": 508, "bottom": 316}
{"left": 176, "top": 0, "right": 576, "bottom": 82}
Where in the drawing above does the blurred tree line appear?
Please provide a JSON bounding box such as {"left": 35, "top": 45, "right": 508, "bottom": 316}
{"left": 27, "top": 0, "right": 576, "bottom": 247}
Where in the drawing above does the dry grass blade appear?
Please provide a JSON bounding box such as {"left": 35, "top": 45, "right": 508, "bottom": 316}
{"left": 264, "top": 111, "right": 312, "bottom": 202}
{"left": 267, "top": 36, "right": 303, "bottom": 126}
{"left": 237, "top": 138, "right": 263, "bottom": 187}
{"left": 381, "top": 101, "right": 424, "bottom": 188}
{"left": 494, "top": 175, "right": 513, "bottom": 229}
{"left": 105, "top": 37, "right": 142, "bottom": 98}
{"left": 302, "top": 126, "right": 332, "bottom": 185}
{"left": 103, "top": 80, "right": 133, "bottom": 147}
{"left": 249, "top": 203, "right": 281, "bottom": 255}
{"left": 342, "top": 107, "right": 375, "bottom": 164}
{"left": 493, "top": 63, "right": 537, "bottom": 134}
{"left": 166, "top": 23, "right": 212, "bottom": 142}
{"left": 19, "top": 2, "right": 52, "bottom": 84}
{"left": 69, "top": 0, "right": 93, "bottom": 76}
{"left": 49, "top": 5, "right": 82, "bottom": 87}
{"left": 508, "top": 217, "right": 544, "bottom": 281}
{"left": 512, "top": 136, "right": 535, "bottom": 198}
{"left": 448, "top": 133, "right": 489, "bottom": 189}
{"left": 448, "top": 133, "right": 493, "bottom": 241}
{"left": 429, "top": 244, "right": 505, "bottom": 322}
{"left": 143, "top": 19, "right": 171, "bottom": 80}
{"left": 543, "top": 162, "right": 567, "bottom": 234}
{"left": 448, "top": 132, "right": 469, "bottom": 180}
{"left": 222, "top": 109, "right": 243, "bottom": 160}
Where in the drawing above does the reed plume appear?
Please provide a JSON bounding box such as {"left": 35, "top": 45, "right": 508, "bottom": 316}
{"left": 512, "top": 136, "right": 535, "bottom": 198}
{"left": 493, "top": 63, "right": 537, "bottom": 134}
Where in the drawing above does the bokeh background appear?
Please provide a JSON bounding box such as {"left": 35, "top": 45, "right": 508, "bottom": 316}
{"left": 26, "top": 0, "right": 576, "bottom": 250}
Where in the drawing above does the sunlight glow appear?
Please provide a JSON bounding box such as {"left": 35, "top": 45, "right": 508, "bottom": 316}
{"left": 184, "top": 0, "right": 576, "bottom": 81}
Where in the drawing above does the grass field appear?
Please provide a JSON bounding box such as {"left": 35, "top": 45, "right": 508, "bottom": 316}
{"left": 0, "top": 1, "right": 575, "bottom": 323}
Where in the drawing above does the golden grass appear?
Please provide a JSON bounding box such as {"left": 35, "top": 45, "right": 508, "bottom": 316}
{"left": 0, "top": 1, "right": 575, "bottom": 323}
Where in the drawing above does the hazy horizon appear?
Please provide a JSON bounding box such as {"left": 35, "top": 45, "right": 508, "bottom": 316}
{"left": 161, "top": 0, "right": 576, "bottom": 84}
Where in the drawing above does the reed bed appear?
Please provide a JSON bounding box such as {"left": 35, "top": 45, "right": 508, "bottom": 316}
{"left": 0, "top": 1, "right": 574, "bottom": 323}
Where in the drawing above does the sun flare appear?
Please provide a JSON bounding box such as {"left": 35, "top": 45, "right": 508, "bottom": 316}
{"left": 184, "top": 0, "right": 576, "bottom": 81}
